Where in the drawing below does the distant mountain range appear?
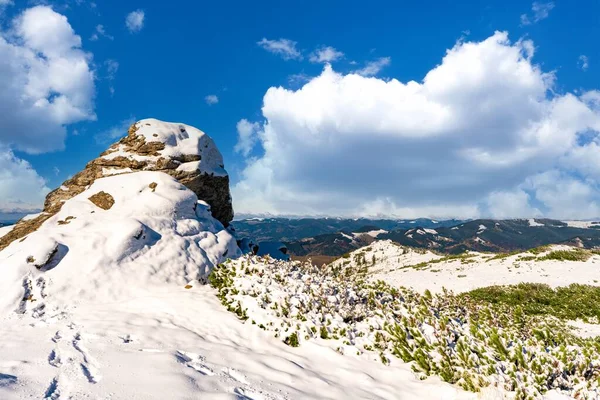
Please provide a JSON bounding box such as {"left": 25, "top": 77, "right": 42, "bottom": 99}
{"left": 232, "top": 217, "right": 600, "bottom": 258}
{"left": 232, "top": 217, "right": 464, "bottom": 242}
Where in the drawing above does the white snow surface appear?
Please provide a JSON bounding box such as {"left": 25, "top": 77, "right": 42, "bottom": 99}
{"left": 0, "top": 224, "right": 13, "bottom": 239}
{"left": 528, "top": 218, "right": 545, "bottom": 227}
{"left": 336, "top": 240, "right": 600, "bottom": 294}
{"left": 563, "top": 220, "right": 600, "bottom": 229}
{"left": 101, "top": 118, "right": 227, "bottom": 177}
{"left": 352, "top": 229, "right": 388, "bottom": 238}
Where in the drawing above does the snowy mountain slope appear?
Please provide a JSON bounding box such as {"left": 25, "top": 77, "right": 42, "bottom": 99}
{"left": 329, "top": 240, "right": 600, "bottom": 294}
{"left": 0, "top": 283, "right": 475, "bottom": 400}
{"left": 0, "top": 171, "right": 240, "bottom": 316}
{"left": 0, "top": 174, "right": 476, "bottom": 399}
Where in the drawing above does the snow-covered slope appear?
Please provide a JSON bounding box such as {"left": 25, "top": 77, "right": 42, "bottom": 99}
{"left": 0, "top": 174, "right": 474, "bottom": 399}
{"left": 0, "top": 224, "right": 13, "bottom": 239}
{"left": 0, "top": 171, "right": 239, "bottom": 316}
{"left": 329, "top": 240, "right": 600, "bottom": 294}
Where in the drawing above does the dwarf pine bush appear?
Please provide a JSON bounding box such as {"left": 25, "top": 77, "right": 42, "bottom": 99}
{"left": 210, "top": 254, "right": 600, "bottom": 398}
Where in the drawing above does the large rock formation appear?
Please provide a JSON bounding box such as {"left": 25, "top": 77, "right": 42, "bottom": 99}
{"left": 0, "top": 119, "right": 234, "bottom": 251}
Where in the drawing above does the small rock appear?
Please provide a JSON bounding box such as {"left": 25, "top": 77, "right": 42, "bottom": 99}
{"left": 88, "top": 191, "right": 115, "bottom": 210}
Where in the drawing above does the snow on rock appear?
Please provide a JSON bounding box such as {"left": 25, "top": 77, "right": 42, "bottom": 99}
{"left": 357, "top": 229, "right": 388, "bottom": 238}
{"left": 0, "top": 171, "right": 239, "bottom": 315}
{"left": 528, "top": 218, "right": 545, "bottom": 227}
{"left": 477, "top": 224, "right": 487, "bottom": 233}
{"left": 0, "top": 119, "right": 234, "bottom": 252}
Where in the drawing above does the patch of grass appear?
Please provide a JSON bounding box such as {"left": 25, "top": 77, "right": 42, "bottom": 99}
{"left": 539, "top": 249, "right": 590, "bottom": 262}
{"left": 528, "top": 245, "right": 550, "bottom": 255}
{"left": 517, "top": 255, "right": 537, "bottom": 261}
{"left": 463, "top": 283, "right": 600, "bottom": 321}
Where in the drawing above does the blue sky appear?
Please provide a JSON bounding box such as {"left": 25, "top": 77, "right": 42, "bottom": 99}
{"left": 1, "top": 0, "right": 599, "bottom": 220}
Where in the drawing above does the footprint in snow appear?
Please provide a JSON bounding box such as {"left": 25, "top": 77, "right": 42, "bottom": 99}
{"left": 175, "top": 350, "right": 215, "bottom": 376}
{"left": 0, "top": 373, "right": 17, "bottom": 388}
{"left": 52, "top": 331, "right": 62, "bottom": 343}
{"left": 44, "top": 376, "right": 70, "bottom": 400}
{"left": 234, "top": 387, "right": 266, "bottom": 400}
{"left": 72, "top": 332, "right": 101, "bottom": 384}
{"left": 48, "top": 350, "right": 62, "bottom": 367}
{"left": 221, "top": 367, "right": 248, "bottom": 384}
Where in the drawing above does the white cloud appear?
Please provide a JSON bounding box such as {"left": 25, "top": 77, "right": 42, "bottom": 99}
{"left": 232, "top": 32, "right": 600, "bottom": 219}
{"left": 234, "top": 119, "right": 260, "bottom": 157}
{"left": 105, "top": 59, "right": 118, "bottom": 95}
{"left": 521, "top": 2, "right": 554, "bottom": 25}
{"left": 532, "top": 1, "right": 555, "bottom": 22}
{"left": 579, "top": 55, "right": 589, "bottom": 71}
{"left": 125, "top": 10, "right": 144, "bottom": 33}
{"left": 524, "top": 171, "right": 600, "bottom": 219}
{"left": 486, "top": 189, "right": 540, "bottom": 219}
{"left": 309, "top": 46, "right": 344, "bottom": 63}
{"left": 257, "top": 38, "right": 302, "bottom": 61}
{"left": 0, "top": 147, "right": 49, "bottom": 213}
{"left": 90, "top": 24, "right": 113, "bottom": 41}
{"left": 353, "top": 57, "right": 391, "bottom": 76}
{"left": 205, "top": 94, "right": 219, "bottom": 105}
{"left": 0, "top": 6, "right": 95, "bottom": 154}
{"left": 95, "top": 116, "right": 136, "bottom": 143}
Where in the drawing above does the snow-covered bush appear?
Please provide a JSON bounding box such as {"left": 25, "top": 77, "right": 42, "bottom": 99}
{"left": 210, "top": 255, "right": 600, "bottom": 399}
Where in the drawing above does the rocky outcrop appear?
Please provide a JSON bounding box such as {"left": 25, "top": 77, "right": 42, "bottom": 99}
{"left": 0, "top": 119, "right": 234, "bottom": 251}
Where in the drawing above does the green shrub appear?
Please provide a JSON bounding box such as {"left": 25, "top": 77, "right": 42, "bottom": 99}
{"left": 463, "top": 283, "right": 600, "bottom": 321}
{"left": 285, "top": 332, "right": 300, "bottom": 347}
{"left": 539, "top": 250, "right": 590, "bottom": 262}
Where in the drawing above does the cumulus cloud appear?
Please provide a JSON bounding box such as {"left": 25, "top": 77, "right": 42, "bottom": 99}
{"left": 205, "top": 94, "right": 219, "bottom": 105}
{"left": 309, "top": 46, "right": 344, "bottom": 63}
{"left": 257, "top": 38, "right": 302, "bottom": 61}
{"left": 353, "top": 57, "right": 391, "bottom": 76}
{"left": 232, "top": 32, "right": 600, "bottom": 219}
{"left": 0, "top": 6, "right": 95, "bottom": 212}
{"left": 125, "top": 10, "right": 144, "bottom": 33}
{"left": 0, "top": 148, "right": 49, "bottom": 212}
{"left": 234, "top": 119, "right": 260, "bottom": 157}
{"left": 0, "top": 5, "right": 96, "bottom": 154}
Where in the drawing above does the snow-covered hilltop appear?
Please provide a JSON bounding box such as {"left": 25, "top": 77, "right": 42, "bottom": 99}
{"left": 0, "top": 119, "right": 234, "bottom": 252}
